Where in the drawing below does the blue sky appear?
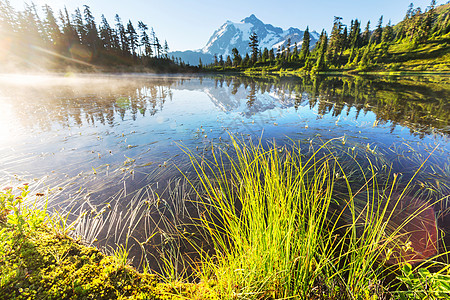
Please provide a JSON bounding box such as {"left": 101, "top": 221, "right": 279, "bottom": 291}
{"left": 9, "top": 0, "right": 447, "bottom": 51}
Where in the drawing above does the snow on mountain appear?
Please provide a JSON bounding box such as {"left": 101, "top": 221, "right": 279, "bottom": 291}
{"left": 201, "top": 14, "right": 319, "bottom": 58}
{"left": 170, "top": 14, "right": 319, "bottom": 65}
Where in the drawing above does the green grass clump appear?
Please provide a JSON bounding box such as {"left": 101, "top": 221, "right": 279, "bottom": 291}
{"left": 183, "top": 137, "right": 450, "bottom": 299}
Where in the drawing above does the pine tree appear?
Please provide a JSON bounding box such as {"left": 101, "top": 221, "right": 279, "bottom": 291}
{"left": 242, "top": 53, "right": 250, "bottom": 66}
{"left": 100, "top": 15, "right": 113, "bottom": 50}
{"left": 314, "top": 30, "right": 328, "bottom": 71}
{"left": 348, "top": 19, "right": 361, "bottom": 48}
{"left": 83, "top": 6, "right": 100, "bottom": 54}
{"left": 163, "top": 40, "right": 169, "bottom": 58}
{"left": 42, "top": 4, "right": 62, "bottom": 52}
{"left": 269, "top": 48, "right": 275, "bottom": 61}
{"left": 127, "top": 20, "right": 138, "bottom": 58}
{"left": 73, "top": 8, "right": 87, "bottom": 45}
{"left": 138, "top": 21, "right": 152, "bottom": 57}
{"left": 285, "top": 38, "right": 291, "bottom": 60}
{"left": 381, "top": 20, "right": 393, "bottom": 44}
{"left": 300, "top": 26, "right": 310, "bottom": 59}
{"left": 59, "top": 7, "right": 79, "bottom": 53}
{"left": 361, "top": 21, "right": 370, "bottom": 46}
{"left": 231, "top": 47, "right": 241, "bottom": 66}
{"left": 327, "top": 16, "right": 344, "bottom": 63}
{"left": 248, "top": 32, "right": 259, "bottom": 64}
{"left": 225, "top": 55, "right": 232, "bottom": 67}
{"left": 372, "top": 16, "right": 383, "bottom": 44}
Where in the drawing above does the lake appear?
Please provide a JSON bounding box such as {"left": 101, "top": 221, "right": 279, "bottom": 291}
{"left": 0, "top": 73, "right": 449, "bottom": 271}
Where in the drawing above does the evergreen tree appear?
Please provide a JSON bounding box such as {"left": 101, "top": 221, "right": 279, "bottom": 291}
{"left": 381, "top": 20, "right": 393, "bottom": 43}
{"left": 300, "top": 26, "right": 310, "bottom": 59}
{"left": 73, "top": 8, "right": 87, "bottom": 45}
{"left": 225, "top": 55, "right": 232, "bottom": 67}
{"left": 372, "top": 15, "right": 383, "bottom": 44}
{"left": 269, "top": 48, "right": 275, "bottom": 61}
{"left": 314, "top": 30, "right": 328, "bottom": 71}
{"left": 59, "top": 7, "right": 79, "bottom": 53}
{"left": 293, "top": 42, "right": 299, "bottom": 58}
{"left": 327, "top": 16, "right": 344, "bottom": 63}
{"left": 231, "top": 47, "right": 241, "bottom": 66}
{"left": 163, "top": 40, "right": 169, "bottom": 58}
{"left": 361, "top": 21, "right": 371, "bottom": 46}
{"left": 248, "top": 32, "right": 259, "bottom": 64}
{"left": 242, "top": 53, "right": 250, "bottom": 66}
{"left": 348, "top": 19, "right": 361, "bottom": 48}
{"left": 0, "top": 0, "right": 16, "bottom": 35}
{"left": 42, "top": 4, "right": 62, "bottom": 52}
{"left": 99, "top": 14, "right": 113, "bottom": 50}
{"left": 285, "top": 38, "right": 291, "bottom": 60}
{"left": 127, "top": 20, "right": 138, "bottom": 58}
{"left": 115, "top": 14, "right": 128, "bottom": 55}
{"left": 83, "top": 6, "right": 100, "bottom": 54}
{"left": 138, "top": 21, "right": 152, "bottom": 57}
{"left": 261, "top": 47, "right": 269, "bottom": 62}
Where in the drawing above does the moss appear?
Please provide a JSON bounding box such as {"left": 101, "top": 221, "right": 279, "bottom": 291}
{"left": 0, "top": 190, "right": 217, "bottom": 300}
{"left": 0, "top": 225, "right": 160, "bottom": 299}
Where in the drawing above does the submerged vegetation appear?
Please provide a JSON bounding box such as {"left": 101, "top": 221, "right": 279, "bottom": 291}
{"left": 2, "top": 137, "right": 450, "bottom": 299}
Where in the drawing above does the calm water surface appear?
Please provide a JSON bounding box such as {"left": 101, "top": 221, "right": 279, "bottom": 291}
{"left": 0, "top": 73, "right": 448, "bottom": 269}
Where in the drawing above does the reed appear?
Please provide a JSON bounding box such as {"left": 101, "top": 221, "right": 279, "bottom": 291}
{"left": 182, "top": 136, "right": 446, "bottom": 298}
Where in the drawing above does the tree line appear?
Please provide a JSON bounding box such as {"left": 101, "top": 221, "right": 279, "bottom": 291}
{"left": 0, "top": 1, "right": 190, "bottom": 71}
{"left": 205, "top": 0, "right": 449, "bottom": 72}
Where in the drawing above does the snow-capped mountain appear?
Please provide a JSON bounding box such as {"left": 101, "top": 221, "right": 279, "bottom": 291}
{"left": 170, "top": 14, "right": 319, "bottom": 65}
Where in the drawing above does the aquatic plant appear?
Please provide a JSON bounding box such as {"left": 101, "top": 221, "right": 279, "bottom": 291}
{"left": 181, "top": 136, "right": 448, "bottom": 299}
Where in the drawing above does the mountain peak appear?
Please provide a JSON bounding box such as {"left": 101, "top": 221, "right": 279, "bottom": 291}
{"left": 172, "top": 15, "right": 319, "bottom": 65}
{"left": 241, "top": 14, "right": 263, "bottom": 25}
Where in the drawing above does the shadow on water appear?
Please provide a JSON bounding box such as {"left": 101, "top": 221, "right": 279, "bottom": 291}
{"left": 0, "top": 73, "right": 449, "bottom": 276}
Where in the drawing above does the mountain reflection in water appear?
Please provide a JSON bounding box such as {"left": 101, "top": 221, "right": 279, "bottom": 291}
{"left": 0, "top": 74, "right": 448, "bottom": 272}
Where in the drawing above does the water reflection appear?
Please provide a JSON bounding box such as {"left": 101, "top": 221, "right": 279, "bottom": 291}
{"left": 0, "top": 73, "right": 448, "bottom": 273}
{"left": 0, "top": 74, "right": 448, "bottom": 138}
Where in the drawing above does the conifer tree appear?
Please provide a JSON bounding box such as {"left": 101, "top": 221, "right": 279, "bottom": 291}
{"left": 248, "top": 32, "right": 259, "bottom": 64}
{"left": 59, "top": 7, "right": 79, "bottom": 53}
{"left": 361, "top": 21, "right": 371, "bottom": 46}
{"left": 138, "top": 21, "right": 152, "bottom": 57}
{"left": 73, "top": 8, "right": 86, "bottom": 45}
{"left": 231, "top": 47, "right": 241, "bottom": 66}
{"left": 115, "top": 14, "right": 128, "bottom": 56}
{"left": 163, "top": 40, "right": 169, "bottom": 58}
{"left": 43, "top": 4, "right": 62, "bottom": 52}
{"left": 381, "top": 20, "right": 393, "bottom": 44}
{"left": 300, "top": 26, "right": 310, "bottom": 59}
{"left": 314, "top": 30, "right": 328, "bottom": 71}
{"left": 100, "top": 14, "right": 113, "bottom": 50}
{"left": 225, "top": 55, "right": 232, "bottom": 67}
{"left": 83, "top": 6, "right": 100, "bottom": 53}
{"left": 328, "top": 16, "right": 344, "bottom": 63}
{"left": 285, "top": 38, "right": 291, "bottom": 60}
{"left": 127, "top": 20, "right": 138, "bottom": 58}
{"left": 372, "top": 16, "right": 383, "bottom": 44}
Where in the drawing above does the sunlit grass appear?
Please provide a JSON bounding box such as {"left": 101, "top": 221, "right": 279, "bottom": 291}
{"left": 178, "top": 135, "right": 448, "bottom": 298}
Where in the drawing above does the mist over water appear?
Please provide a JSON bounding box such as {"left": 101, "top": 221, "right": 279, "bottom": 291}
{"left": 0, "top": 73, "right": 448, "bottom": 270}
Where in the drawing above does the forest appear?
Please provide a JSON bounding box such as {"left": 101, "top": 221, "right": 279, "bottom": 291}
{"left": 205, "top": 1, "right": 450, "bottom": 73}
{"left": 0, "top": 1, "right": 193, "bottom": 72}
